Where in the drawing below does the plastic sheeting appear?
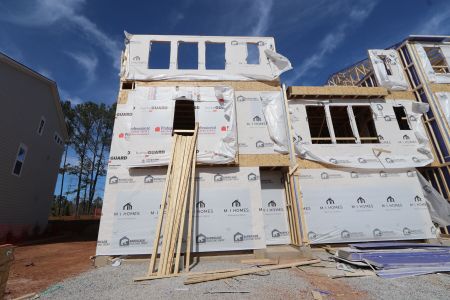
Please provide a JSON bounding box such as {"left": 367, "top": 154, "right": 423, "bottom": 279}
{"left": 260, "top": 170, "right": 290, "bottom": 245}
{"left": 121, "top": 33, "right": 292, "bottom": 82}
{"left": 289, "top": 99, "right": 434, "bottom": 169}
{"left": 126, "top": 86, "right": 237, "bottom": 167}
{"left": 418, "top": 172, "right": 450, "bottom": 227}
{"left": 415, "top": 44, "right": 450, "bottom": 84}
{"left": 435, "top": 92, "right": 450, "bottom": 128}
{"left": 368, "top": 49, "right": 408, "bottom": 90}
{"left": 299, "top": 168, "right": 437, "bottom": 244}
{"left": 96, "top": 166, "right": 266, "bottom": 256}
{"left": 236, "top": 91, "right": 288, "bottom": 154}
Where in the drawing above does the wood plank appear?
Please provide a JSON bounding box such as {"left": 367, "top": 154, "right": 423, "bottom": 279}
{"left": 184, "top": 259, "right": 321, "bottom": 284}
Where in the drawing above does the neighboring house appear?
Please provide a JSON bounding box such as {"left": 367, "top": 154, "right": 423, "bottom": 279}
{"left": 0, "top": 52, "right": 68, "bottom": 241}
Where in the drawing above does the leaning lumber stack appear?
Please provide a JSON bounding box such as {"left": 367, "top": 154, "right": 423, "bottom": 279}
{"left": 144, "top": 124, "right": 199, "bottom": 279}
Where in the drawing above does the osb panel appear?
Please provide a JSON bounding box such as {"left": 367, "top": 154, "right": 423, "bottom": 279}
{"left": 385, "top": 90, "right": 415, "bottom": 100}
{"left": 238, "top": 154, "right": 290, "bottom": 167}
{"left": 430, "top": 84, "right": 450, "bottom": 93}
{"left": 295, "top": 158, "right": 328, "bottom": 169}
{"left": 117, "top": 90, "right": 128, "bottom": 104}
{"left": 287, "top": 86, "right": 388, "bottom": 99}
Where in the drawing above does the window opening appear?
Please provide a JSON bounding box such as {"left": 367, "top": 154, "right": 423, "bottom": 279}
{"left": 12, "top": 143, "right": 27, "bottom": 176}
{"left": 173, "top": 99, "right": 195, "bottom": 135}
{"left": 148, "top": 41, "right": 171, "bottom": 69}
{"left": 305, "top": 106, "right": 332, "bottom": 144}
{"left": 352, "top": 106, "right": 379, "bottom": 143}
{"left": 205, "top": 42, "right": 225, "bottom": 69}
{"left": 246, "top": 43, "right": 259, "bottom": 64}
{"left": 177, "top": 42, "right": 198, "bottom": 70}
{"left": 329, "top": 106, "right": 356, "bottom": 144}
{"left": 424, "top": 47, "right": 449, "bottom": 74}
{"left": 393, "top": 106, "right": 411, "bottom": 130}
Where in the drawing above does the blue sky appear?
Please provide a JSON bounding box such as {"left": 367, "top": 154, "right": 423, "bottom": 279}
{"left": 1, "top": 0, "right": 449, "bottom": 200}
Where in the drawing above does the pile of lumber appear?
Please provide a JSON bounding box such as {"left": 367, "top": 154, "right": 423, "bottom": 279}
{"left": 141, "top": 124, "right": 199, "bottom": 280}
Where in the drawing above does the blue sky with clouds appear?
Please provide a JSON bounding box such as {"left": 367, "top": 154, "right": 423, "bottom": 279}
{"left": 1, "top": 0, "right": 449, "bottom": 200}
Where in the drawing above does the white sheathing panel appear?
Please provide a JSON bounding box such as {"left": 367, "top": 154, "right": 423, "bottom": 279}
{"left": 96, "top": 167, "right": 266, "bottom": 255}
{"left": 289, "top": 99, "right": 434, "bottom": 169}
{"left": 121, "top": 34, "right": 292, "bottom": 81}
{"left": 236, "top": 92, "right": 276, "bottom": 154}
{"left": 368, "top": 49, "right": 408, "bottom": 90}
{"left": 127, "top": 86, "right": 237, "bottom": 166}
{"left": 299, "top": 168, "right": 437, "bottom": 244}
{"left": 260, "top": 170, "right": 290, "bottom": 245}
{"left": 415, "top": 43, "right": 450, "bottom": 84}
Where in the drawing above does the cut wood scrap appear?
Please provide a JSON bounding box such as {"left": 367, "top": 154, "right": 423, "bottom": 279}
{"left": 184, "top": 259, "right": 321, "bottom": 284}
{"left": 240, "top": 258, "right": 279, "bottom": 265}
{"left": 134, "top": 268, "right": 241, "bottom": 282}
{"left": 311, "top": 290, "right": 323, "bottom": 300}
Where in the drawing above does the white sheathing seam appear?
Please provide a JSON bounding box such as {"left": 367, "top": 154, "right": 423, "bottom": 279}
{"left": 121, "top": 34, "right": 292, "bottom": 81}
{"left": 289, "top": 98, "right": 434, "bottom": 168}
{"left": 300, "top": 168, "right": 437, "bottom": 244}
{"left": 368, "top": 49, "right": 408, "bottom": 90}
{"left": 414, "top": 43, "right": 450, "bottom": 84}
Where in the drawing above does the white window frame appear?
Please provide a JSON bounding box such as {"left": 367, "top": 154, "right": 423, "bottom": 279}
{"left": 37, "top": 116, "right": 46, "bottom": 136}
{"left": 12, "top": 143, "right": 27, "bottom": 177}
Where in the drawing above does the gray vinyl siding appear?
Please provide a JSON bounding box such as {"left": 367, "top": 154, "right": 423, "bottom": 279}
{"left": 0, "top": 60, "right": 64, "bottom": 236}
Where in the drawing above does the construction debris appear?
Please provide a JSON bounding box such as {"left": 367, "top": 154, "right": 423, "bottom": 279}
{"left": 184, "top": 259, "right": 321, "bottom": 284}
{"left": 334, "top": 242, "right": 450, "bottom": 278}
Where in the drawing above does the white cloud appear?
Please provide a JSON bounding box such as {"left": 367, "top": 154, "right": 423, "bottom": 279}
{"left": 64, "top": 51, "right": 98, "bottom": 83}
{"left": 250, "top": 0, "right": 274, "bottom": 36}
{"left": 286, "top": 0, "right": 378, "bottom": 85}
{"left": 417, "top": 4, "right": 450, "bottom": 35}
{"left": 0, "top": 0, "right": 121, "bottom": 68}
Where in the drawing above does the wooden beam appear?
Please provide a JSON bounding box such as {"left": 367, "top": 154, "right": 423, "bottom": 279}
{"left": 287, "top": 86, "right": 388, "bottom": 99}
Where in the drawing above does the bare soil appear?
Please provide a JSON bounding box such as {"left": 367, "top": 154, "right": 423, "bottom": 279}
{"left": 4, "top": 240, "right": 96, "bottom": 299}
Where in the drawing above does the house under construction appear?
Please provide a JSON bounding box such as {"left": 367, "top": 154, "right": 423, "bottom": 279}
{"left": 96, "top": 34, "right": 450, "bottom": 261}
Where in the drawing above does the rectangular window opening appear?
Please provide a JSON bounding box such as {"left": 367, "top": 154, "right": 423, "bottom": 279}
{"left": 177, "top": 42, "right": 198, "bottom": 70}
{"left": 173, "top": 100, "right": 195, "bottom": 135}
{"left": 246, "top": 43, "right": 259, "bottom": 64}
{"left": 352, "top": 106, "right": 379, "bottom": 144}
{"left": 12, "top": 143, "right": 27, "bottom": 176}
{"left": 205, "top": 42, "right": 226, "bottom": 70}
{"left": 329, "top": 106, "right": 356, "bottom": 144}
{"left": 121, "top": 81, "right": 134, "bottom": 90}
{"left": 393, "top": 106, "right": 411, "bottom": 130}
{"left": 148, "top": 41, "right": 171, "bottom": 69}
{"left": 37, "top": 116, "right": 46, "bottom": 135}
{"left": 379, "top": 55, "right": 393, "bottom": 75}
{"left": 424, "top": 46, "right": 449, "bottom": 74}
{"left": 305, "top": 106, "right": 331, "bottom": 144}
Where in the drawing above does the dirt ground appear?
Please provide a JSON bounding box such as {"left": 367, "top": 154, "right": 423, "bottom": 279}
{"left": 4, "top": 240, "right": 96, "bottom": 299}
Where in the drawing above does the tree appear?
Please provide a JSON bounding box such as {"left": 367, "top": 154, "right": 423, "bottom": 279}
{"left": 71, "top": 102, "right": 98, "bottom": 216}
{"left": 58, "top": 100, "right": 75, "bottom": 215}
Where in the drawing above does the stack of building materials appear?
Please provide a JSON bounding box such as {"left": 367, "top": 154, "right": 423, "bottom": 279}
{"left": 143, "top": 124, "right": 198, "bottom": 279}
{"left": 335, "top": 242, "right": 450, "bottom": 278}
